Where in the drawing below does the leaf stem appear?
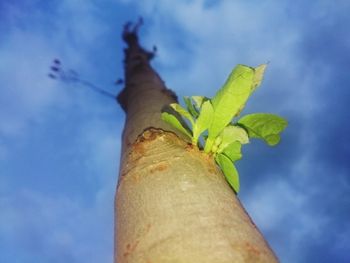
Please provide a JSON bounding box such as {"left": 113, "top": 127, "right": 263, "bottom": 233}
{"left": 204, "top": 137, "right": 214, "bottom": 153}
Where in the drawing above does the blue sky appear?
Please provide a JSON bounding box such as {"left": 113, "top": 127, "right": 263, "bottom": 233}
{"left": 1, "top": 0, "right": 349, "bottom": 262}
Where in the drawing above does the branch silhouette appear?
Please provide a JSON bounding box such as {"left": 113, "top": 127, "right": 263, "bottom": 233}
{"left": 48, "top": 58, "right": 117, "bottom": 99}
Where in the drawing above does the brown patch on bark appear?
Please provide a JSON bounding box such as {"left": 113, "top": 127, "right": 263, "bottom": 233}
{"left": 123, "top": 223, "right": 152, "bottom": 259}
{"left": 131, "top": 128, "right": 183, "bottom": 157}
{"left": 123, "top": 239, "right": 140, "bottom": 258}
{"left": 120, "top": 171, "right": 127, "bottom": 178}
{"left": 207, "top": 166, "right": 216, "bottom": 174}
{"left": 132, "top": 140, "right": 146, "bottom": 156}
{"left": 141, "top": 128, "right": 161, "bottom": 141}
{"left": 230, "top": 242, "right": 266, "bottom": 262}
{"left": 130, "top": 128, "right": 163, "bottom": 158}
{"left": 145, "top": 223, "right": 152, "bottom": 233}
{"left": 199, "top": 152, "right": 217, "bottom": 174}
{"left": 244, "top": 242, "right": 263, "bottom": 256}
{"left": 149, "top": 162, "right": 169, "bottom": 174}
{"left": 185, "top": 143, "right": 195, "bottom": 151}
{"left": 207, "top": 160, "right": 217, "bottom": 174}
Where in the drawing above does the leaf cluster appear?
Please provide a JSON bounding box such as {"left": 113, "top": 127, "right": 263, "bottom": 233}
{"left": 162, "top": 64, "right": 287, "bottom": 193}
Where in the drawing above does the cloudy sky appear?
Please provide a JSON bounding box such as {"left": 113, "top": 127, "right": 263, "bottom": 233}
{"left": 1, "top": 0, "right": 350, "bottom": 262}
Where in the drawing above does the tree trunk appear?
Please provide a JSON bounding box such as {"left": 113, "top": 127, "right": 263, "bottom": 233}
{"left": 115, "top": 22, "right": 278, "bottom": 263}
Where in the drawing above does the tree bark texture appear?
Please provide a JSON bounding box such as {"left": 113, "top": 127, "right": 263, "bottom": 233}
{"left": 115, "top": 22, "right": 279, "bottom": 263}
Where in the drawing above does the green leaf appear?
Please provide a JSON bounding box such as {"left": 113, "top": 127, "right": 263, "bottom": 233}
{"left": 161, "top": 112, "right": 192, "bottom": 139}
{"left": 238, "top": 113, "right": 288, "bottom": 146}
{"left": 192, "top": 100, "right": 214, "bottom": 145}
{"left": 215, "top": 153, "right": 240, "bottom": 193}
{"left": 222, "top": 141, "right": 242, "bottom": 162}
{"left": 233, "top": 64, "right": 267, "bottom": 118}
{"left": 184, "top": 96, "right": 199, "bottom": 118}
{"left": 211, "top": 135, "right": 222, "bottom": 154}
{"left": 208, "top": 65, "right": 265, "bottom": 142}
{"left": 217, "top": 125, "right": 249, "bottom": 153}
{"left": 192, "top": 96, "right": 207, "bottom": 109}
{"left": 170, "top": 103, "right": 194, "bottom": 126}
{"left": 252, "top": 64, "right": 267, "bottom": 92}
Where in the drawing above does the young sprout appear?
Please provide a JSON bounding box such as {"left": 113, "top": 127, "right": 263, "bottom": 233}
{"left": 162, "top": 64, "right": 287, "bottom": 193}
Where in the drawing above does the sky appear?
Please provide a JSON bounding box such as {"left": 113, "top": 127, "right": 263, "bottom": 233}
{"left": 1, "top": 0, "right": 350, "bottom": 262}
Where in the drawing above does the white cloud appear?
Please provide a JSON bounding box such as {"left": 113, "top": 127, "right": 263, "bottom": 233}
{"left": 134, "top": 1, "right": 304, "bottom": 111}
{"left": 0, "top": 30, "right": 60, "bottom": 136}
{"left": 244, "top": 178, "right": 325, "bottom": 262}
{"left": 0, "top": 141, "right": 8, "bottom": 160}
{"left": 0, "top": 3, "right": 119, "bottom": 259}
{"left": 127, "top": 0, "right": 336, "bottom": 130}
{"left": 0, "top": 188, "right": 113, "bottom": 262}
{"left": 241, "top": 139, "right": 333, "bottom": 262}
{"left": 56, "top": 0, "right": 110, "bottom": 46}
{"left": 0, "top": 0, "right": 114, "bottom": 153}
{"left": 79, "top": 117, "right": 122, "bottom": 185}
{"left": 335, "top": 226, "right": 350, "bottom": 252}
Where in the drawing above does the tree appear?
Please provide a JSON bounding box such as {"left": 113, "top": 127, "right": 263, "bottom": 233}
{"left": 115, "top": 20, "right": 279, "bottom": 263}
